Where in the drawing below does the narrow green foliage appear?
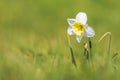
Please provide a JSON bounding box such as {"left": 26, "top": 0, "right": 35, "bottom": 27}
{"left": 112, "top": 53, "right": 118, "bottom": 59}
{"left": 99, "top": 32, "right": 112, "bottom": 66}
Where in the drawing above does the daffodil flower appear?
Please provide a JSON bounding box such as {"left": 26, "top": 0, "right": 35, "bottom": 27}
{"left": 67, "top": 12, "right": 95, "bottom": 43}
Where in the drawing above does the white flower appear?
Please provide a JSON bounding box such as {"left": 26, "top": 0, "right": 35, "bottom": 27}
{"left": 67, "top": 12, "right": 95, "bottom": 43}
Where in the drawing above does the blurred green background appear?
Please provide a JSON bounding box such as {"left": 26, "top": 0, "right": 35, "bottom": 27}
{"left": 0, "top": 0, "right": 120, "bottom": 80}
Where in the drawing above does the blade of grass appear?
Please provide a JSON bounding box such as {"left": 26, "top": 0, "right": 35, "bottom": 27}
{"left": 98, "top": 32, "right": 112, "bottom": 65}
{"left": 112, "top": 52, "right": 118, "bottom": 59}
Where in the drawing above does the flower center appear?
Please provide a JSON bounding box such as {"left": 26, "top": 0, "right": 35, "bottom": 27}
{"left": 72, "top": 22, "right": 85, "bottom": 35}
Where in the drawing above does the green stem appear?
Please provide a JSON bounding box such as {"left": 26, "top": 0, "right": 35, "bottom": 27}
{"left": 67, "top": 34, "right": 77, "bottom": 66}
{"left": 88, "top": 38, "right": 92, "bottom": 60}
{"left": 69, "top": 46, "right": 77, "bottom": 66}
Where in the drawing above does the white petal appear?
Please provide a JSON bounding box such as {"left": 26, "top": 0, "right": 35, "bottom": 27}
{"left": 67, "top": 27, "right": 74, "bottom": 35}
{"left": 84, "top": 25, "right": 95, "bottom": 37}
{"left": 76, "top": 35, "right": 82, "bottom": 43}
{"left": 76, "top": 12, "right": 87, "bottom": 25}
{"left": 67, "top": 18, "right": 76, "bottom": 26}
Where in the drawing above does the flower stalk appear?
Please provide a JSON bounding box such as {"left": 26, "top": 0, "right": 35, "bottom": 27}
{"left": 67, "top": 34, "right": 77, "bottom": 66}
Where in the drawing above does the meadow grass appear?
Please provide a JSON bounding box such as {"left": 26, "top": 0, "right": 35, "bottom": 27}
{"left": 0, "top": 0, "right": 120, "bottom": 80}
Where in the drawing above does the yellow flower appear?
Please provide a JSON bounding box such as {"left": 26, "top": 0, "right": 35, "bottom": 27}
{"left": 67, "top": 12, "right": 95, "bottom": 43}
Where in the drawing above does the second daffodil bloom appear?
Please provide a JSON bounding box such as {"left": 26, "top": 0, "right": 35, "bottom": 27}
{"left": 67, "top": 12, "right": 95, "bottom": 43}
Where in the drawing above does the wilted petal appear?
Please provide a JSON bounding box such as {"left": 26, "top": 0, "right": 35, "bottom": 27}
{"left": 84, "top": 25, "right": 95, "bottom": 37}
{"left": 76, "top": 12, "right": 87, "bottom": 25}
{"left": 67, "top": 27, "right": 74, "bottom": 35}
{"left": 67, "top": 18, "right": 76, "bottom": 26}
{"left": 76, "top": 35, "right": 82, "bottom": 43}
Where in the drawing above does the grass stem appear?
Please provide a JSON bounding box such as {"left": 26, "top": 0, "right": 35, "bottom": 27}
{"left": 98, "top": 32, "right": 112, "bottom": 65}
